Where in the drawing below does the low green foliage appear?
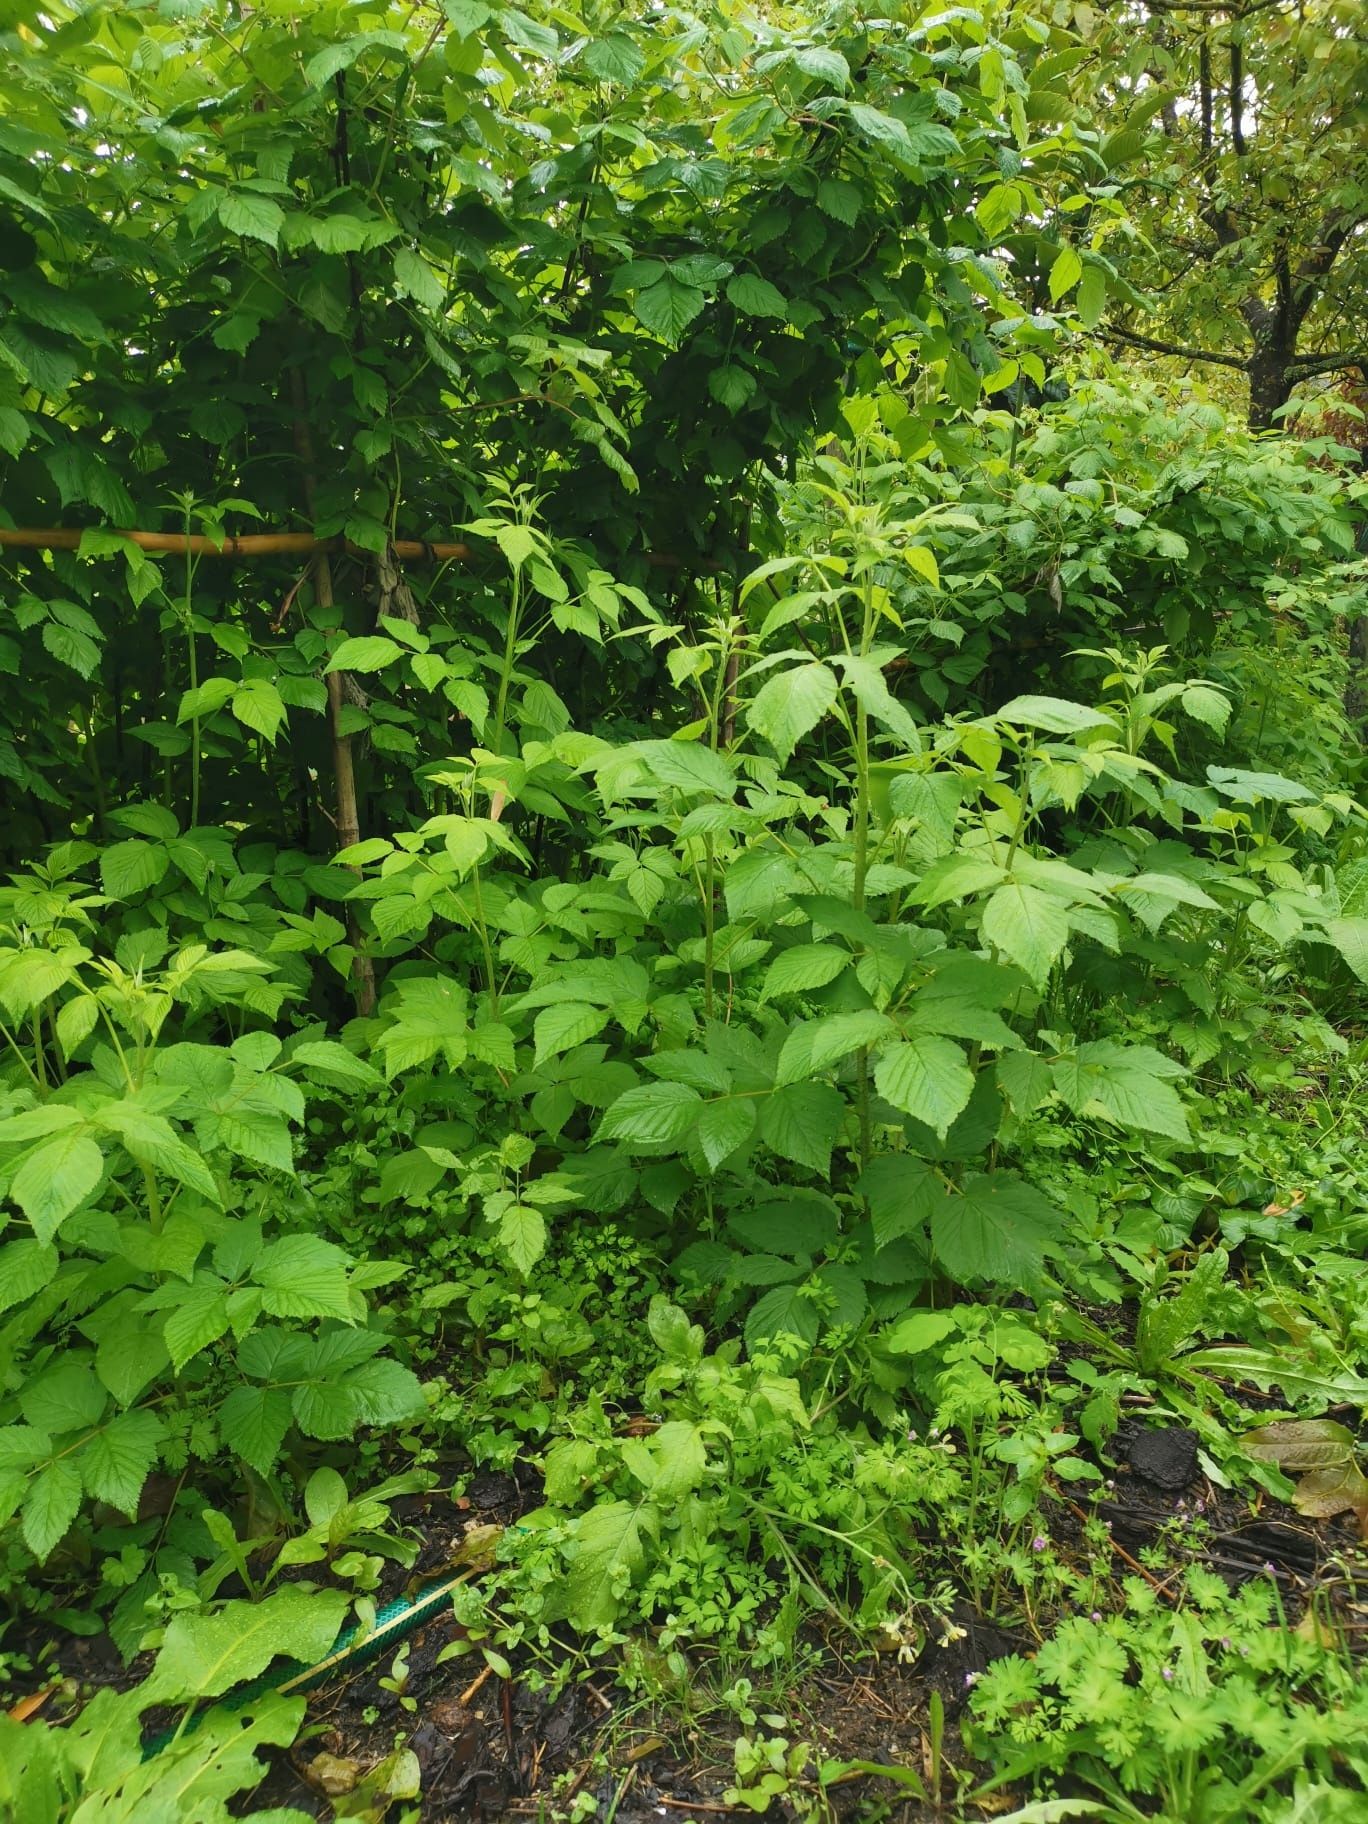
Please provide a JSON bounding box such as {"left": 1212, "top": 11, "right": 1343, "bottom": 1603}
{"left": 1, "top": 0, "right": 1366, "bottom": 1816}
{"left": 0, "top": 1686, "right": 309, "bottom": 1824}
{"left": 0, "top": 886, "right": 422, "bottom": 1562}
{"left": 967, "top": 1572, "right": 1368, "bottom": 1822}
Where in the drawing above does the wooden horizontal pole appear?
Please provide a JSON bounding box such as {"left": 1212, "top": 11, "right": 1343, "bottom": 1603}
{"left": 0, "top": 527, "right": 472, "bottom": 561}
{"left": 0, "top": 527, "right": 707, "bottom": 568}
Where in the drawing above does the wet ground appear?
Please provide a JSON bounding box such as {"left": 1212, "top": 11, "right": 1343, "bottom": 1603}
{"left": 226, "top": 1427, "right": 1365, "bottom": 1822}
{"left": 9, "top": 1399, "right": 1364, "bottom": 1822}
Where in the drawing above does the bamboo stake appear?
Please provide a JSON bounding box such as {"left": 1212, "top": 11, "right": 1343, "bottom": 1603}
{"left": 0, "top": 527, "right": 472, "bottom": 560}
{"left": 0, "top": 526, "right": 709, "bottom": 568}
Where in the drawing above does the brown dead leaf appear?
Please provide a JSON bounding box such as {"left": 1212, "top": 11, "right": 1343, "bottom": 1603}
{"left": 1262, "top": 1189, "right": 1306, "bottom": 1217}
{"left": 8, "top": 1687, "right": 53, "bottom": 1723}
{"left": 1287, "top": 1464, "right": 1368, "bottom": 1533}
{"left": 625, "top": 1735, "right": 667, "bottom": 1764}
{"left": 1295, "top": 1608, "right": 1343, "bottom": 1649}
{"left": 449, "top": 1522, "right": 503, "bottom": 1571}
{"left": 305, "top": 1751, "right": 364, "bottom": 1797}
{"left": 1244, "top": 1420, "right": 1368, "bottom": 1532}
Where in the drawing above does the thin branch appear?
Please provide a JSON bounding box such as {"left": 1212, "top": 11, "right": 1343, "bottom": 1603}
{"left": 1101, "top": 326, "right": 1249, "bottom": 372}
{"left": 1295, "top": 217, "right": 1360, "bottom": 289}
{"left": 1124, "top": 0, "right": 1289, "bottom": 14}
{"left": 1199, "top": 37, "right": 1213, "bottom": 154}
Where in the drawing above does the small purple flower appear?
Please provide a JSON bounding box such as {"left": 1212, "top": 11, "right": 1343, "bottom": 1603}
{"left": 1090, "top": 1611, "right": 1102, "bottom": 1623}
{"left": 1031, "top": 1535, "right": 1048, "bottom": 1552}
{"left": 1264, "top": 1561, "right": 1277, "bottom": 1575}
{"left": 1220, "top": 1638, "right": 1231, "bottom": 1650}
{"left": 964, "top": 1671, "right": 980, "bottom": 1688}
{"left": 1162, "top": 1666, "right": 1173, "bottom": 1681}
{"left": 907, "top": 1428, "right": 918, "bottom": 1441}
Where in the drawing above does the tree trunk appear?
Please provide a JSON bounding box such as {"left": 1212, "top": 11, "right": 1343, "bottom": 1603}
{"left": 1247, "top": 348, "right": 1293, "bottom": 432}
{"left": 1347, "top": 497, "right": 1368, "bottom": 741}
{"left": 1347, "top": 612, "right": 1368, "bottom": 737}
{"left": 291, "top": 378, "right": 377, "bottom": 1018}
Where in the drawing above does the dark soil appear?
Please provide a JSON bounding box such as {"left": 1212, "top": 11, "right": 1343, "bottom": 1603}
{"left": 246, "top": 1430, "right": 1363, "bottom": 1822}
{"left": 256, "top": 1620, "right": 1008, "bottom": 1823}
{"left": 1102, "top": 1416, "right": 1364, "bottom": 1593}
{"left": 15, "top": 1424, "right": 1366, "bottom": 1821}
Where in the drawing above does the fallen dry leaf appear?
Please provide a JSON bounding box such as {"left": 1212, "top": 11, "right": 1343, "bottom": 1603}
{"left": 1244, "top": 1419, "right": 1368, "bottom": 1533}
{"left": 449, "top": 1521, "right": 503, "bottom": 1571}
{"left": 1262, "top": 1189, "right": 1306, "bottom": 1216}
{"left": 7, "top": 1687, "right": 53, "bottom": 1723}
{"left": 305, "top": 1750, "right": 364, "bottom": 1797}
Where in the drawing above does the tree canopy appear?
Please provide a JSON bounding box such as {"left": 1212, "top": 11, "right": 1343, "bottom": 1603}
{"left": 1063, "top": 0, "right": 1367, "bottom": 425}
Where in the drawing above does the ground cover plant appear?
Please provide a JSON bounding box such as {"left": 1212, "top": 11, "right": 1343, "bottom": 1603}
{"left": 1, "top": 1, "right": 1367, "bottom": 1819}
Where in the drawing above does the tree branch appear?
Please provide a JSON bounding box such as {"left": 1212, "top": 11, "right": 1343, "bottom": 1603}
{"left": 1274, "top": 245, "right": 1294, "bottom": 331}
{"left": 1199, "top": 37, "right": 1213, "bottom": 153}
{"left": 1296, "top": 216, "right": 1360, "bottom": 287}
{"left": 1283, "top": 351, "right": 1368, "bottom": 379}
{"left": 1127, "top": 0, "right": 1291, "bottom": 15}
{"left": 1101, "top": 325, "right": 1249, "bottom": 371}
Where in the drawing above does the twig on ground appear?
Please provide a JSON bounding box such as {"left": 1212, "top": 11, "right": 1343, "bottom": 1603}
{"left": 654, "top": 1798, "right": 744, "bottom": 1814}
{"left": 1065, "top": 1498, "right": 1178, "bottom": 1601}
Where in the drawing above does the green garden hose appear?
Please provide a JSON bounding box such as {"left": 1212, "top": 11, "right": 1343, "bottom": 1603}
{"left": 275, "top": 1565, "right": 474, "bottom": 1697}
{"left": 144, "top": 1557, "right": 491, "bottom": 1759}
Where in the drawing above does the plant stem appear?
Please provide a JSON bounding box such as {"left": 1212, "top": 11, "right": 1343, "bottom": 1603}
{"left": 703, "top": 835, "right": 716, "bottom": 1019}
{"left": 1004, "top": 737, "right": 1034, "bottom": 873}
{"left": 0, "top": 1017, "right": 42, "bottom": 1090}
{"left": 84, "top": 709, "right": 107, "bottom": 839}
{"left": 185, "top": 507, "right": 200, "bottom": 827}
{"left": 469, "top": 863, "right": 500, "bottom": 1018}
{"left": 143, "top": 1166, "right": 163, "bottom": 1235}
{"left": 491, "top": 553, "right": 524, "bottom": 756}
{"left": 852, "top": 575, "right": 875, "bottom": 1174}
{"left": 315, "top": 551, "right": 375, "bottom": 1016}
